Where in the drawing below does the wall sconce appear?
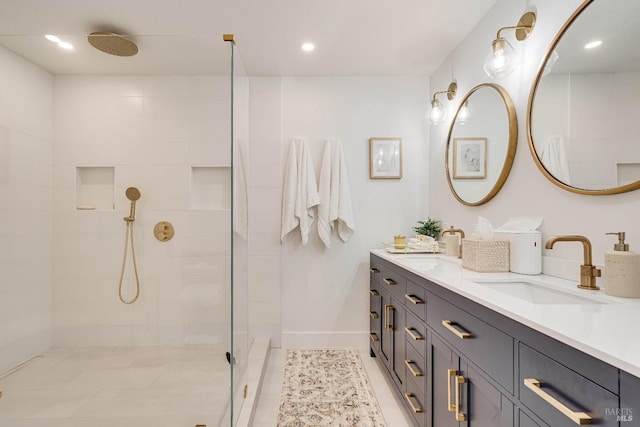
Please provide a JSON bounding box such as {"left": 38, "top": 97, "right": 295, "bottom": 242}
{"left": 427, "top": 82, "right": 457, "bottom": 125}
{"left": 483, "top": 12, "right": 536, "bottom": 78}
{"left": 455, "top": 100, "right": 472, "bottom": 125}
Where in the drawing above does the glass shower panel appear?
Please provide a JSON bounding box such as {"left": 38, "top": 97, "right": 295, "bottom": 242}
{"left": 0, "top": 33, "right": 240, "bottom": 426}
{"left": 230, "top": 38, "right": 250, "bottom": 426}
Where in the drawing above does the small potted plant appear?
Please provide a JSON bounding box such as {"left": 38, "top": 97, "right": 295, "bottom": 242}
{"left": 413, "top": 217, "right": 442, "bottom": 240}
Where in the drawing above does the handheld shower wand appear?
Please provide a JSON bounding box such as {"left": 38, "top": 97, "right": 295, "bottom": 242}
{"left": 124, "top": 187, "right": 141, "bottom": 222}
{"left": 119, "top": 187, "right": 142, "bottom": 304}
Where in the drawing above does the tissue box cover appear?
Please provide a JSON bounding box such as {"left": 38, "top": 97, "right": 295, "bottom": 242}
{"left": 462, "top": 239, "right": 510, "bottom": 272}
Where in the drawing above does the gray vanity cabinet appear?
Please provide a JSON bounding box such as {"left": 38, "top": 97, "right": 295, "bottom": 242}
{"left": 620, "top": 370, "right": 640, "bottom": 426}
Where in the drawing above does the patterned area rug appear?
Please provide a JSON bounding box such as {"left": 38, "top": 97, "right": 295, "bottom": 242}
{"left": 277, "top": 349, "right": 386, "bottom": 426}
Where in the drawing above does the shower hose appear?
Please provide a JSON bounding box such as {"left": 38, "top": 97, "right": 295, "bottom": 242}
{"left": 118, "top": 220, "right": 141, "bottom": 304}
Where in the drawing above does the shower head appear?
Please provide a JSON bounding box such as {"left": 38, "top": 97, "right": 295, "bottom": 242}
{"left": 88, "top": 32, "right": 138, "bottom": 57}
{"left": 125, "top": 187, "right": 141, "bottom": 202}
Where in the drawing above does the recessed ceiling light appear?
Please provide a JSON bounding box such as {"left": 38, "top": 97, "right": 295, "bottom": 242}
{"left": 301, "top": 43, "right": 315, "bottom": 52}
{"left": 584, "top": 40, "right": 602, "bottom": 49}
{"left": 57, "top": 41, "right": 74, "bottom": 50}
{"left": 45, "top": 34, "right": 61, "bottom": 43}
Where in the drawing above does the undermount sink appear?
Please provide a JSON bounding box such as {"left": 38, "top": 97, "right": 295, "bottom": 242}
{"left": 394, "top": 256, "right": 439, "bottom": 272}
{"left": 472, "top": 279, "right": 607, "bottom": 305}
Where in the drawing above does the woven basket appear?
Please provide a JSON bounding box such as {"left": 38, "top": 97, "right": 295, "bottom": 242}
{"left": 462, "top": 239, "right": 510, "bottom": 272}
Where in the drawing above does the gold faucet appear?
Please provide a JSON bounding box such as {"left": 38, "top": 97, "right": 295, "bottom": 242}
{"left": 440, "top": 226, "right": 465, "bottom": 258}
{"left": 545, "top": 235, "right": 601, "bottom": 290}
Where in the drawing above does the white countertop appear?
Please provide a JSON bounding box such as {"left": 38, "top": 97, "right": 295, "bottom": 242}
{"left": 371, "top": 249, "right": 640, "bottom": 378}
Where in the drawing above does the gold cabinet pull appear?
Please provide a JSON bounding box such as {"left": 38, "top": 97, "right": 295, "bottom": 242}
{"left": 370, "top": 267, "right": 380, "bottom": 274}
{"left": 524, "top": 378, "right": 592, "bottom": 425}
{"left": 369, "top": 311, "right": 379, "bottom": 320}
{"left": 442, "top": 320, "right": 472, "bottom": 339}
{"left": 383, "top": 278, "right": 396, "bottom": 286}
{"left": 455, "top": 375, "right": 466, "bottom": 422}
{"left": 370, "top": 333, "right": 379, "bottom": 342}
{"left": 447, "top": 369, "right": 457, "bottom": 412}
{"left": 404, "top": 294, "right": 424, "bottom": 305}
{"left": 385, "top": 305, "right": 394, "bottom": 331}
{"left": 404, "top": 393, "right": 423, "bottom": 413}
{"left": 405, "top": 359, "right": 423, "bottom": 377}
{"left": 404, "top": 326, "right": 425, "bottom": 341}
{"left": 369, "top": 289, "right": 379, "bottom": 296}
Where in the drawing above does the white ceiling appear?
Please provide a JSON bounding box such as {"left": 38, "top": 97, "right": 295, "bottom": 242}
{"left": 0, "top": 0, "right": 496, "bottom": 76}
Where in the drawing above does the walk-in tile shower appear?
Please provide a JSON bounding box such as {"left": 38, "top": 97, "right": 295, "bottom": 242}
{"left": 0, "top": 31, "right": 249, "bottom": 426}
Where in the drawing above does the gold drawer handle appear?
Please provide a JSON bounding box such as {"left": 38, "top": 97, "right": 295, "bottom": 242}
{"left": 447, "top": 369, "right": 456, "bottom": 412}
{"left": 404, "top": 326, "right": 424, "bottom": 341}
{"left": 369, "top": 311, "right": 379, "bottom": 320}
{"left": 404, "top": 294, "right": 424, "bottom": 305}
{"left": 442, "top": 320, "right": 472, "bottom": 339}
{"left": 405, "top": 359, "right": 422, "bottom": 377}
{"left": 524, "top": 378, "right": 592, "bottom": 425}
{"left": 370, "top": 289, "right": 379, "bottom": 296}
{"left": 383, "top": 278, "right": 396, "bottom": 286}
{"left": 404, "top": 393, "right": 423, "bottom": 413}
{"left": 370, "top": 267, "right": 380, "bottom": 274}
{"left": 370, "top": 333, "right": 379, "bottom": 342}
{"left": 455, "top": 375, "right": 466, "bottom": 422}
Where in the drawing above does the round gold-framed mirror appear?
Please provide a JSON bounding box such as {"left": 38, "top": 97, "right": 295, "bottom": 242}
{"left": 445, "top": 83, "right": 517, "bottom": 206}
{"left": 527, "top": 0, "right": 640, "bottom": 195}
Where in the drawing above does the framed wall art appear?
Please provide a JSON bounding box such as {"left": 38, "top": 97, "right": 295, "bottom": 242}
{"left": 453, "top": 137, "right": 487, "bottom": 179}
{"left": 369, "top": 137, "right": 402, "bottom": 179}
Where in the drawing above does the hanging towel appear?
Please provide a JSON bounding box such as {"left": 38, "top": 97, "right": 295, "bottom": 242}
{"left": 540, "top": 135, "right": 571, "bottom": 184}
{"left": 318, "top": 138, "right": 355, "bottom": 249}
{"left": 281, "top": 138, "right": 320, "bottom": 245}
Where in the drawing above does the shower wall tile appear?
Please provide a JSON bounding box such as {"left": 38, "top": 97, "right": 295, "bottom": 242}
{"left": 0, "top": 46, "right": 53, "bottom": 373}
{"left": 51, "top": 75, "right": 234, "bottom": 347}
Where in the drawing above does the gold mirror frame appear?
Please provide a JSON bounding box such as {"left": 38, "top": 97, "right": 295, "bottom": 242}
{"left": 526, "top": 0, "right": 640, "bottom": 195}
{"left": 445, "top": 83, "right": 518, "bottom": 206}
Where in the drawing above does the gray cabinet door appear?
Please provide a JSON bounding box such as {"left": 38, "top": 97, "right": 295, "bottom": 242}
{"left": 430, "top": 333, "right": 460, "bottom": 427}
{"left": 462, "top": 362, "right": 513, "bottom": 427}
{"left": 620, "top": 370, "right": 640, "bottom": 426}
{"left": 390, "top": 295, "right": 406, "bottom": 390}
{"left": 380, "top": 288, "right": 392, "bottom": 365}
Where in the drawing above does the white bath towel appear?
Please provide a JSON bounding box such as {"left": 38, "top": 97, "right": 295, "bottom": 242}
{"left": 281, "top": 138, "right": 320, "bottom": 245}
{"left": 318, "top": 138, "right": 355, "bottom": 249}
{"left": 540, "top": 135, "right": 571, "bottom": 184}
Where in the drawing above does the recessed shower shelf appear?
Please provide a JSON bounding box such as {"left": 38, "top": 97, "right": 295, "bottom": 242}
{"left": 190, "top": 166, "right": 231, "bottom": 210}
{"left": 75, "top": 166, "right": 115, "bottom": 210}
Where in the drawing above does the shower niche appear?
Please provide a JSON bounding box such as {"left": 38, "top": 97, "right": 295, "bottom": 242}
{"left": 190, "top": 166, "right": 231, "bottom": 210}
{"left": 75, "top": 166, "right": 115, "bottom": 210}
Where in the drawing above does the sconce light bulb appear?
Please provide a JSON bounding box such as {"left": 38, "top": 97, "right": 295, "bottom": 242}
{"left": 483, "top": 37, "right": 518, "bottom": 78}
{"left": 456, "top": 101, "right": 472, "bottom": 125}
{"left": 428, "top": 98, "right": 446, "bottom": 125}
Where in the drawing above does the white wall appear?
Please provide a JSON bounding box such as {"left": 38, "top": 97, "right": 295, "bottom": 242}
{"left": 429, "top": 0, "right": 639, "bottom": 281}
{"left": 52, "top": 75, "right": 232, "bottom": 346}
{"left": 0, "top": 46, "right": 53, "bottom": 373}
{"left": 248, "top": 77, "right": 429, "bottom": 349}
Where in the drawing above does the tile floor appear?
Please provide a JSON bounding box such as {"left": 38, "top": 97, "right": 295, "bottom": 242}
{"left": 0, "top": 345, "right": 232, "bottom": 427}
{"left": 251, "top": 348, "right": 413, "bottom": 426}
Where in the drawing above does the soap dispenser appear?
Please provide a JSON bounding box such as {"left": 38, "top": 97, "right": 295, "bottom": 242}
{"left": 604, "top": 232, "right": 640, "bottom": 298}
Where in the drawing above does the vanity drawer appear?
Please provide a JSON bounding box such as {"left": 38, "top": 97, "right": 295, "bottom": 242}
{"left": 405, "top": 340, "right": 426, "bottom": 396}
{"left": 371, "top": 258, "right": 406, "bottom": 300}
{"left": 427, "top": 292, "right": 513, "bottom": 393}
{"left": 404, "top": 311, "right": 426, "bottom": 353}
{"left": 405, "top": 280, "right": 426, "bottom": 321}
{"left": 404, "top": 375, "right": 427, "bottom": 427}
{"left": 519, "top": 343, "right": 618, "bottom": 427}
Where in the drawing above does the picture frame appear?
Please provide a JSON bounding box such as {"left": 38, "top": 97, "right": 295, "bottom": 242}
{"left": 369, "top": 137, "right": 402, "bottom": 179}
{"left": 453, "top": 137, "right": 487, "bottom": 179}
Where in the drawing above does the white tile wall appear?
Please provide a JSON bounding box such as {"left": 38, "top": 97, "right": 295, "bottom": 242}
{"left": 51, "top": 75, "right": 233, "bottom": 347}
{"left": 0, "top": 46, "right": 53, "bottom": 373}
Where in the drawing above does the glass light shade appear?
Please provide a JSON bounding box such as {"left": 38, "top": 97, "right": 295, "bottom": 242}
{"left": 483, "top": 38, "right": 518, "bottom": 78}
{"left": 456, "top": 101, "right": 472, "bottom": 125}
{"left": 428, "top": 98, "right": 447, "bottom": 125}
{"left": 542, "top": 50, "right": 559, "bottom": 76}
